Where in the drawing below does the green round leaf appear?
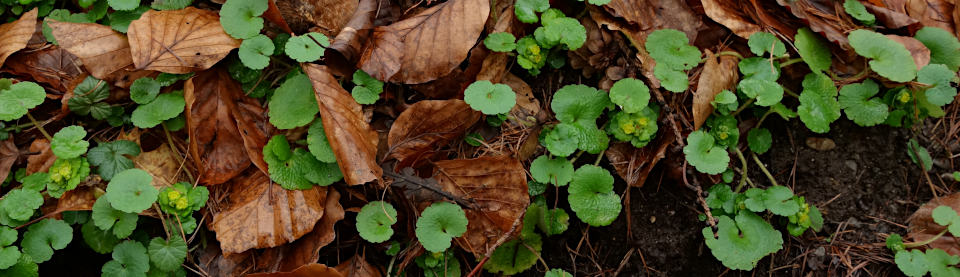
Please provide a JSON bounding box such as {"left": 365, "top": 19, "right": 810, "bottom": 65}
{"left": 306, "top": 119, "right": 336, "bottom": 163}
{"left": 483, "top": 32, "right": 517, "bottom": 52}
{"left": 81, "top": 220, "right": 121, "bottom": 254}
{"left": 794, "top": 28, "right": 832, "bottom": 73}
{"left": 542, "top": 123, "right": 579, "bottom": 157}
{"left": 219, "top": 0, "right": 267, "bottom": 39}
{"left": 747, "top": 32, "right": 786, "bottom": 57}
{"left": 747, "top": 128, "right": 772, "bottom": 154}
{"left": 738, "top": 78, "right": 783, "bottom": 107}
{"left": 51, "top": 125, "right": 89, "bottom": 159}
{"left": 541, "top": 17, "right": 586, "bottom": 50}
{"left": 838, "top": 79, "right": 889, "bottom": 126}
{"left": 69, "top": 76, "right": 111, "bottom": 116}
{"left": 645, "top": 29, "right": 701, "bottom": 71}
{"left": 568, "top": 165, "right": 620, "bottom": 227}
{"left": 848, "top": 29, "right": 917, "bottom": 82}
{"left": 797, "top": 73, "right": 841, "bottom": 133}
{"left": 107, "top": 0, "right": 139, "bottom": 11}
{"left": 103, "top": 240, "right": 149, "bottom": 276}
{"left": 0, "top": 81, "right": 46, "bottom": 122}
{"left": 551, "top": 84, "right": 610, "bottom": 124}
{"left": 915, "top": 27, "right": 960, "bottom": 72}
{"left": 843, "top": 0, "right": 876, "bottom": 25}
{"left": 284, "top": 32, "right": 329, "bottom": 62}
{"left": 529, "top": 155, "right": 574, "bottom": 187}
{"left": 514, "top": 0, "right": 549, "bottom": 23}
{"left": 356, "top": 201, "right": 398, "bottom": 243}
{"left": 147, "top": 237, "right": 187, "bottom": 272}
{"left": 545, "top": 269, "right": 573, "bottom": 277}
{"left": 654, "top": 63, "right": 689, "bottom": 93}
{"left": 268, "top": 73, "right": 319, "bottom": 129}
{"left": 917, "top": 64, "right": 958, "bottom": 106}
{"left": 608, "top": 78, "right": 650, "bottom": 113}
{"left": 484, "top": 234, "right": 541, "bottom": 275}
{"left": 463, "top": 80, "right": 517, "bottom": 115}
{"left": 105, "top": 169, "right": 158, "bottom": 213}
{"left": 87, "top": 140, "right": 141, "bottom": 181}
{"left": 91, "top": 197, "right": 139, "bottom": 239}
{"left": 738, "top": 57, "right": 780, "bottom": 81}
{"left": 130, "top": 77, "right": 160, "bottom": 105}
{"left": 415, "top": 202, "right": 468, "bottom": 253}
{"left": 21, "top": 219, "right": 72, "bottom": 263}
{"left": 0, "top": 255, "right": 37, "bottom": 277}
{"left": 683, "top": 130, "right": 730, "bottom": 175}
{"left": 702, "top": 213, "right": 783, "bottom": 270}
{"left": 1, "top": 189, "right": 42, "bottom": 221}
{"left": 238, "top": 35, "right": 274, "bottom": 70}
{"left": 131, "top": 91, "right": 186, "bottom": 129}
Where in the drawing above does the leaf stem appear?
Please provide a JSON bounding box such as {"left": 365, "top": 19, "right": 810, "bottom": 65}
{"left": 731, "top": 98, "right": 756, "bottom": 117}
{"left": 778, "top": 58, "right": 803, "bottom": 68}
{"left": 593, "top": 150, "right": 605, "bottom": 166}
{"left": 24, "top": 111, "right": 52, "bottom": 141}
{"left": 903, "top": 229, "right": 949, "bottom": 248}
{"left": 783, "top": 86, "right": 800, "bottom": 98}
{"left": 751, "top": 152, "right": 779, "bottom": 187}
{"left": 2, "top": 121, "right": 35, "bottom": 132}
{"left": 716, "top": 51, "right": 744, "bottom": 60}
{"left": 734, "top": 148, "right": 749, "bottom": 193}
{"left": 755, "top": 109, "right": 775, "bottom": 127}
{"left": 569, "top": 150, "right": 585, "bottom": 163}
{"left": 162, "top": 122, "right": 195, "bottom": 181}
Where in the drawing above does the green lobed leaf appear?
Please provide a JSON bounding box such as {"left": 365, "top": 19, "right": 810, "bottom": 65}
{"left": 683, "top": 130, "right": 729, "bottom": 175}
{"left": 0, "top": 255, "right": 37, "bottom": 277}
{"left": 103, "top": 240, "right": 149, "bottom": 277}
{"left": 92, "top": 196, "right": 139, "bottom": 239}
{"left": 130, "top": 77, "right": 160, "bottom": 105}
{"left": 747, "top": 32, "right": 786, "bottom": 57}
{"left": 51, "top": 125, "right": 89, "bottom": 159}
{"left": 568, "top": 165, "right": 620, "bottom": 227}
{"left": 542, "top": 124, "right": 579, "bottom": 157}
{"left": 797, "top": 73, "right": 841, "bottom": 133}
{"left": 81, "top": 220, "right": 121, "bottom": 254}
{"left": 0, "top": 189, "right": 41, "bottom": 221}
{"left": 848, "top": 29, "right": 917, "bottom": 82}
{"left": 147, "top": 237, "right": 187, "bottom": 272}
{"left": 107, "top": 6, "right": 148, "bottom": 33}
{"left": 514, "top": 0, "right": 549, "bottom": 23}
{"left": 105, "top": 169, "right": 158, "bottom": 213}
{"left": 915, "top": 27, "right": 960, "bottom": 72}
{"left": 702, "top": 213, "right": 783, "bottom": 270}
{"left": 917, "top": 64, "right": 958, "bottom": 106}
{"left": 463, "top": 80, "right": 517, "bottom": 115}
{"left": 356, "top": 201, "right": 398, "bottom": 243}
{"left": 268, "top": 73, "right": 319, "bottom": 129}
{"left": 738, "top": 78, "right": 783, "bottom": 107}
{"left": 238, "top": 35, "right": 274, "bottom": 70}
{"left": 483, "top": 32, "right": 517, "bottom": 52}
{"left": 68, "top": 76, "right": 111, "bottom": 117}
{"left": 551, "top": 84, "right": 610, "bottom": 124}
{"left": 706, "top": 184, "right": 736, "bottom": 214}
{"left": 263, "top": 135, "right": 342, "bottom": 189}
{"left": 654, "top": 63, "right": 690, "bottom": 93}
{"left": 484, "top": 233, "right": 541, "bottom": 275}
{"left": 219, "top": 0, "right": 267, "bottom": 39}
{"left": 87, "top": 140, "right": 141, "bottom": 181}
{"left": 306, "top": 119, "right": 336, "bottom": 163}
{"left": 907, "top": 138, "right": 933, "bottom": 172}
{"left": 131, "top": 91, "right": 186, "bottom": 128}
{"left": 645, "top": 29, "right": 701, "bottom": 71}
{"left": 284, "top": 32, "right": 329, "bottom": 62}
{"left": 843, "top": 0, "right": 876, "bottom": 25}
{"left": 608, "top": 78, "right": 650, "bottom": 113}
{"left": 896, "top": 249, "right": 929, "bottom": 277}
{"left": 738, "top": 57, "right": 780, "bottom": 81}
{"left": 107, "top": 0, "right": 139, "bottom": 11}
{"left": 794, "top": 27, "right": 832, "bottom": 73}
{"left": 529, "top": 155, "right": 574, "bottom": 187}
{"left": 351, "top": 70, "right": 383, "bottom": 105}
{"left": 838, "top": 79, "right": 889, "bottom": 126}
{"left": 21, "top": 219, "right": 72, "bottom": 263}
{"left": 924, "top": 248, "right": 960, "bottom": 276}
{"left": 0, "top": 81, "right": 46, "bottom": 121}
{"left": 747, "top": 128, "right": 772, "bottom": 154}
{"left": 415, "top": 202, "right": 468, "bottom": 253}
{"left": 540, "top": 17, "right": 586, "bottom": 50}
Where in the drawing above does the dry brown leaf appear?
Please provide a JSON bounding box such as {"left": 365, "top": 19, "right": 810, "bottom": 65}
{"left": 303, "top": 64, "right": 380, "bottom": 185}
{"left": 326, "top": 0, "right": 379, "bottom": 76}
{"left": 132, "top": 142, "right": 185, "bottom": 190}
{"left": 864, "top": 3, "right": 920, "bottom": 29}
{"left": 211, "top": 169, "right": 328, "bottom": 254}
{"left": 335, "top": 254, "right": 381, "bottom": 277}
{"left": 905, "top": 0, "right": 956, "bottom": 33}
{"left": 276, "top": 0, "right": 357, "bottom": 36}
{"left": 694, "top": 50, "right": 739, "bottom": 130}
{"left": 777, "top": 0, "right": 851, "bottom": 45}
{"left": 184, "top": 68, "right": 264, "bottom": 185}
{"left": 257, "top": 188, "right": 344, "bottom": 272}
{"left": 909, "top": 192, "right": 960, "bottom": 256}
{"left": 431, "top": 156, "right": 529, "bottom": 256}
{"left": 2, "top": 45, "right": 84, "bottom": 94}
{"left": 605, "top": 131, "right": 676, "bottom": 187}
{"left": 264, "top": 0, "right": 294, "bottom": 35}
{"left": 246, "top": 263, "right": 345, "bottom": 277}
{"left": 26, "top": 138, "right": 54, "bottom": 174}
{"left": 700, "top": 0, "right": 761, "bottom": 39}
{"left": 0, "top": 8, "right": 37, "bottom": 68}
{"left": 475, "top": 52, "right": 509, "bottom": 82}
{"left": 0, "top": 138, "right": 17, "bottom": 182}
{"left": 503, "top": 73, "right": 541, "bottom": 123}
{"left": 56, "top": 181, "right": 103, "bottom": 212}
{"left": 888, "top": 34, "right": 931, "bottom": 70}
{"left": 357, "top": 0, "right": 489, "bottom": 84}
{"left": 127, "top": 7, "right": 240, "bottom": 73}
{"left": 387, "top": 99, "right": 481, "bottom": 170}
{"left": 48, "top": 20, "right": 133, "bottom": 80}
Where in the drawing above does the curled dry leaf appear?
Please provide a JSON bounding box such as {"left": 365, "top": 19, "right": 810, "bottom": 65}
{"left": 211, "top": 169, "right": 328, "bottom": 254}
{"left": 503, "top": 73, "right": 542, "bottom": 123}
{"left": 605, "top": 130, "right": 676, "bottom": 187}
{"left": 303, "top": 64, "right": 381, "bottom": 185}
{"left": 276, "top": 0, "right": 357, "bottom": 36}
{"left": 387, "top": 99, "right": 481, "bottom": 170}
{"left": 887, "top": 34, "right": 931, "bottom": 71}
{"left": 133, "top": 142, "right": 186, "bottom": 190}
{"left": 335, "top": 254, "right": 381, "bottom": 277}
{"left": 263, "top": 0, "right": 294, "bottom": 35}
{"left": 246, "top": 263, "right": 345, "bottom": 277}
{"left": 185, "top": 67, "right": 266, "bottom": 185}
{"left": 700, "top": 0, "right": 761, "bottom": 39}
{"left": 257, "top": 189, "right": 344, "bottom": 272}
{"left": 327, "top": 0, "right": 378, "bottom": 75}
{"left": 357, "top": 0, "right": 489, "bottom": 84}
{"left": 909, "top": 192, "right": 960, "bottom": 256}
{"left": 902, "top": 0, "right": 956, "bottom": 34}
{"left": 0, "top": 138, "right": 17, "bottom": 182}
{"left": 431, "top": 156, "right": 530, "bottom": 257}
{"left": 3, "top": 46, "right": 84, "bottom": 94}
{"left": 26, "top": 138, "right": 54, "bottom": 174}
{"left": 48, "top": 20, "right": 133, "bottom": 80}
{"left": 694, "top": 50, "right": 739, "bottom": 130}
{"left": 0, "top": 8, "right": 37, "bottom": 68}
{"left": 127, "top": 7, "right": 240, "bottom": 73}
{"left": 863, "top": 3, "right": 919, "bottom": 29}
{"left": 776, "top": 0, "right": 850, "bottom": 45}
{"left": 56, "top": 180, "right": 104, "bottom": 212}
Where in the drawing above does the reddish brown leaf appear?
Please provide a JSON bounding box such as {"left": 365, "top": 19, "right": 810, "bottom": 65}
{"left": 0, "top": 8, "right": 37, "bottom": 68}
{"left": 864, "top": 3, "right": 920, "bottom": 29}
{"left": 905, "top": 0, "right": 956, "bottom": 34}
{"left": 430, "top": 156, "right": 529, "bottom": 256}
{"left": 888, "top": 34, "right": 931, "bottom": 71}
{"left": 327, "top": 0, "right": 378, "bottom": 76}
{"left": 276, "top": 0, "right": 357, "bottom": 36}
{"left": 777, "top": 0, "right": 851, "bottom": 45}
{"left": 48, "top": 20, "right": 133, "bottom": 80}
{"left": 605, "top": 130, "right": 677, "bottom": 187}
{"left": 909, "top": 192, "right": 960, "bottom": 256}
{"left": 246, "top": 264, "right": 344, "bottom": 277}
{"left": 503, "top": 73, "right": 542, "bottom": 124}
{"left": 26, "top": 138, "right": 54, "bottom": 174}
{"left": 335, "top": 254, "right": 381, "bottom": 277}
{"left": 700, "top": 0, "right": 761, "bottom": 39}
{"left": 184, "top": 68, "right": 264, "bottom": 185}
{"left": 0, "top": 138, "right": 17, "bottom": 183}
{"left": 56, "top": 181, "right": 104, "bottom": 212}
{"left": 127, "top": 7, "right": 240, "bottom": 73}
{"left": 132, "top": 142, "right": 186, "bottom": 190}
{"left": 264, "top": 0, "right": 294, "bottom": 34}
{"left": 2, "top": 45, "right": 84, "bottom": 94}
{"left": 694, "top": 50, "right": 739, "bottom": 130}
{"left": 387, "top": 100, "right": 481, "bottom": 170}
{"left": 357, "top": 0, "right": 490, "bottom": 84}
{"left": 303, "top": 64, "right": 381, "bottom": 185}
{"left": 210, "top": 169, "right": 328, "bottom": 254}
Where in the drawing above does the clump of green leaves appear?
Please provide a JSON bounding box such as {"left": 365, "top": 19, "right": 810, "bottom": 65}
{"left": 351, "top": 70, "right": 384, "bottom": 104}
{"left": 887, "top": 205, "right": 960, "bottom": 277}
{"left": 506, "top": 8, "right": 585, "bottom": 75}
{"left": 568, "top": 165, "right": 620, "bottom": 227}
{"left": 415, "top": 202, "right": 468, "bottom": 253}
{"left": 157, "top": 182, "right": 208, "bottom": 218}
{"left": 263, "top": 135, "right": 342, "bottom": 190}
{"left": 645, "top": 29, "right": 701, "bottom": 92}
{"left": 356, "top": 201, "right": 398, "bottom": 243}
{"left": 544, "top": 84, "right": 611, "bottom": 156}
{"left": 464, "top": 80, "right": 517, "bottom": 115}
{"left": 87, "top": 140, "right": 140, "bottom": 181}
{"left": 68, "top": 76, "right": 121, "bottom": 124}
{"left": 130, "top": 89, "right": 186, "bottom": 129}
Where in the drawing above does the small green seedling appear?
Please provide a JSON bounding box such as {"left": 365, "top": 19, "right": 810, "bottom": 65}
{"left": 262, "top": 135, "right": 342, "bottom": 190}
{"left": 568, "top": 165, "right": 620, "bottom": 226}
{"left": 483, "top": 32, "right": 517, "bottom": 52}
{"left": 415, "top": 202, "right": 468, "bottom": 253}
{"left": 607, "top": 106, "right": 659, "bottom": 148}
{"left": 351, "top": 70, "right": 384, "bottom": 105}
{"left": 463, "top": 80, "right": 516, "bottom": 115}
{"left": 284, "top": 32, "right": 329, "bottom": 62}
{"left": 238, "top": 35, "right": 274, "bottom": 70}
{"left": 356, "top": 201, "right": 398, "bottom": 243}
{"left": 887, "top": 205, "right": 960, "bottom": 277}
{"left": 69, "top": 76, "right": 118, "bottom": 121}
{"left": 157, "top": 182, "right": 209, "bottom": 218}
{"left": 529, "top": 155, "right": 574, "bottom": 187}
{"left": 219, "top": 0, "right": 267, "bottom": 39}
{"left": 550, "top": 84, "right": 612, "bottom": 154}
{"left": 907, "top": 139, "right": 933, "bottom": 172}
{"left": 645, "top": 29, "right": 701, "bottom": 92}
{"left": 46, "top": 157, "right": 90, "bottom": 198}
{"left": 843, "top": 0, "right": 876, "bottom": 26}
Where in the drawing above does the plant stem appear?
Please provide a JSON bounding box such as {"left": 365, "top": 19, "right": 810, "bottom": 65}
{"left": 162, "top": 123, "right": 195, "bottom": 181}
{"left": 731, "top": 98, "right": 756, "bottom": 117}
{"left": 783, "top": 86, "right": 800, "bottom": 98}
{"left": 24, "top": 111, "right": 52, "bottom": 141}
{"left": 734, "top": 148, "right": 749, "bottom": 193}
{"left": 903, "top": 229, "right": 949, "bottom": 248}
{"left": 755, "top": 109, "right": 775, "bottom": 127}
{"left": 716, "top": 51, "right": 744, "bottom": 60}
{"left": 2, "top": 121, "right": 34, "bottom": 132}
{"left": 593, "top": 150, "right": 605, "bottom": 166}
{"left": 779, "top": 58, "right": 803, "bottom": 68}
{"left": 751, "top": 152, "right": 779, "bottom": 187}
{"left": 569, "top": 150, "right": 585, "bottom": 163}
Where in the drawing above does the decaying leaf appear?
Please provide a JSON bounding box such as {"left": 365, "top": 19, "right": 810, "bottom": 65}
{"left": 700, "top": 0, "right": 761, "bottom": 39}
{"left": 430, "top": 156, "right": 529, "bottom": 257}
{"left": 246, "top": 263, "right": 344, "bottom": 277}
{"left": 185, "top": 68, "right": 265, "bottom": 185}
{"left": 776, "top": 0, "right": 850, "bottom": 45}
{"left": 0, "top": 8, "right": 37, "bottom": 68}
{"left": 132, "top": 142, "right": 186, "bottom": 190}
{"left": 211, "top": 169, "right": 328, "bottom": 254}
{"left": 335, "top": 254, "right": 381, "bottom": 277}
{"left": 326, "top": 0, "right": 378, "bottom": 75}
{"left": 3, "top": 46, "right": 84, "bottom": 94}
{"left": 694, "top": 50, "right": 739, "bottom": 130}
{"left": 56, "top": 181, "right": 103, "bottom": 211}
{"left": 605, "top": 130, "right": 676, "bottom": 187}
{"left": 357, "top": 0, "right": 489, "bottom": 84}
{"left": 503, "top": 73, "right": 542, "bottom": 123}
{"left": 909, "top": 192, "right": 960, "bottom": 256}
{"left": 303, "top": 64, "right": 380, "bottom": 185}
{"left": 387, "top": 100, "right": 481, "bottom": 170}
{"left": 0, "top": 138, "right": 17, "bottom": 183}
{"left": 26, "top": 138, "right": 55, "bottom": 174}
{"left": 127, "top": 7, "right": 240, "bottom": 73}
{"left": 48, "top": 20, "right": 134, "bottom": 80}
{"left": 276, "top": 0, "right": 357, "bottom": 36}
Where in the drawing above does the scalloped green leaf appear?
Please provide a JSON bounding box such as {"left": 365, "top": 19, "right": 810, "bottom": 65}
{"left": 464, "top": 80, "right": 517, "bottom": 115}
{"left": 0, "top": 81, "right": 46, "bottom": 122}
{"left": 306, "top": 119, "right": 336, "bottom": 163}
{"left": 848, "top": 29, "right": 917, "bottom": 82}
{"left": 263, "top": 135, "right": 342, "bottom": 189}
{"left": 147, "top": 237, "right": 187, "bottom": 272}
{"left": 91, "top": 197, "right": 138, "bottom": 239}
{"left": 0, "top": 253, "right": 36, "bottom": 277}
{"left": 747, "top": 128, "right": 772, "bottom": 154}
{"left": 107, "top": 0, "right": 139, "bottom": 11}
{"left": 105, "top": 169, "right": 158, "bottom": 213}
{"left": 514, "top": 0, "right": 549, "bottom": 23}
{"left": 530, "top": 155, "right": 574, "bottom": 187}
{"left": 284, "top": 32, "right": 329, "bottom": 62}
{"left": 738, "top": 78, "right": 783, "bottom": 106}
{"left": 0, "top": 189, "right": 41, "bottom": 221}
{"left": 744, "top": 186, "right": 799, "bottom": 216}
{"left": 654, "top": 63, "right": 689, "bottom": 93}
{"left": 484, "top": 233, "right": 541, "bottom": 275}
{"left": 738, "top": 57, "right": 780, "bottom": 81}
{"left": 484, "top": 32, "right": 517, "bottom": 52}
{"left": 545, "top": 269, "right": 573, "bottom": 277}
{"left": 269, "top": 73, "right": 318, "bottom": 129}
{"left": 839, "top": 79, "right": 889, "bottom": 126}
{"left": 87, "top": 140, "right": 140, "bottom": 181}
{"left": 609, "top": 78, "right": 650, "bottom": 113}
{"left": 351, "top": 69, "right": 383, "bottom": 105}
{"left": 794, "top": 27, "right": 832, "bottom": 73}
{"left": 551, "top": 84, "right": 610, "bottom": 124}
{"left": 843, "top": 0, "right": 876, "bottom": 25}
{"left": 219, "top": 0, "right": 267, "bottom": 39}
{"left": 51, "top": 125, "right": 89, "bottom": 159}
{"left": 915, "top": 27, "right": 960, "bottom": 72}
{"left": 540, "top": 17, "right": 586, "bottom": 50}
{"left": 747, "top": 32, "right": 786, "bottom": 57}
{"left": 103, "top": 240, "right": 149, "bottom": 277}
{"left": 239, "top": 35, "right": 274, "bottom": 70}
{"left": 568, "top": 165, "right": 620, "bottom": 227}
{"left": 21, "top": 219, "right": 72, "bottom": 263}
{"left": 356, "top": 201, "right": 398, "bottom": 243}
{"left": 798, "top": 73, "right": 841, "bottom": 133}
{"left": 130, "top": 77, "right": 160, "bottom": 105}
{"left": 542, "top": 123, "right": 579, "bottom": 157}
{"left": 415, "top": 202, "right": 468, "bottom": 253}
{"left": 131, "top": 91, "right": 185, "bottom": 129}
{"left": 645, "top": 29, "right": 701, "bottom": 71}
{"left": 917, "top": 64, "right": 958, "bottom": 106}
{"left": 702, "top": 213, "right": 783, "bottom": 270}
{"left": 69, "top": 76, "right": 112, "bottom": 118}
{"left": 683, "top": 130, "right": 729, "bottom": 175}
{"left": 81, "top": 220, "right": 121, "bottom": 254}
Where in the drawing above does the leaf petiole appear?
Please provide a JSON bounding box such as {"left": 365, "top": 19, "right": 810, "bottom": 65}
{"left": 778, "top": 58, "right": 803, "bottom": 68}
{"left": 751, "top": 152, "right": 779, "bottom": 187}
{"left": 24, "top": 110, "right": 52, "bottom": 141}
{"left": 903, "top": 229, "right": 949, "bottom": 248}
{"left": 734, "top": 148, "right": 749, "bottom": 193}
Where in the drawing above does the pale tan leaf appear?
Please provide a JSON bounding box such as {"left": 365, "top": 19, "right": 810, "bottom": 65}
{"left": 26, "top": 138, "right": 54, "bottom": 174}
{"left": 888, "top": 34, "right": 931, "bottom": 71}
{"left": 909, "top": 192, "right": 960, "bottom": 256}
{"left": 700, "top": 0, "right": 761, "bottom": 39}
{"left": 335, "top": 254, "right": 381, "bottom": 277}
{"left": 357, "top": 0, "right": 490, "bottom": 84}
{"left": 0, "top": 138, "right": 17, "bottom": 183}
{"left": 0, "top": 8, "right": 37, "bottom": 68}
{"left": 127, "top": 7, "right": 240, "bottom": 73}
{"left": 48, "top": 20, "right": 133, "bottom": 80}
{"left": 276, "top": 0, "right": 357, "bottom": 36}
{"left": 303, "top": 64, "right": 380, "bottom": 185}
{"left": 132, "top": 142, "right": 185, "bottom": 190}
{"left": 694, "top": 50, "right": 739, "bottom": 130}
{"left": 387, "top": 99, "right": 481, "bottom": 170}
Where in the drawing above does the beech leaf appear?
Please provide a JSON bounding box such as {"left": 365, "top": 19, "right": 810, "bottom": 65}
{"left": 127, "top": 7, "right": 240, "bottom": 73}
{"left": 0, "top": 8, "right": 37, "bottom": 68}
{"left": 387, "top": 99, "right": 481, "bottom": 170}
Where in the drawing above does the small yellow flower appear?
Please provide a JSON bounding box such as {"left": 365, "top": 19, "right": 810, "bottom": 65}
{"left": 898, "top": 91, "right": 911, "bottom": 103}
{"left": 167, "top": 190, "right": 181, "bottom": 201}
{"left": 636, "top": 117, "right": 649, "bottom": 127}
{"left": 174, "top": 197, "right": 189, "bottom": 210}
{"left": 619, "top": 121, "right": 636, "bottom": 135}
{"left": 718, "top": 132, "right": 729, "bottom": 140}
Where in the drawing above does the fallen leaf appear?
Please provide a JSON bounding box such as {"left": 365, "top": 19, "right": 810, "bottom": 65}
{"left": 326, "top": 0, "right": 378, "bottom": 75}
{"left": 694, "top": 50, "right": 739, "bottom": 130}
{"left": 475, "top": 52, "right": 509, "bottom": 83}
{"left": 276, "top": 0, "right": 357, "bottom": 36}
{"left": 247, "top": 264, "right": 344, "bottom": 277}
{"left": 887, "top": 34, "right": 931, "bottom": 71}
{"left": 864, "top": 2, "right": 920, "bottom": 29}
{"left": 303, "top": 64, "right": 381, "bottom": 185}
{"left": 211, "top": 169, "right": 328, "bottom": 254}
{"left": 357, "top": 0, "right": 489, "bottom": 84}
{"left": 776, "top": 0, "right": 851, "bottom": 45}
{"left": 909, "top": 192, "right": 960, "bottom": 256}
{"left": 605, "top": 130, "right": 676, "bottom": 187}
{"left": 185, "top": 67, "right": 264, "bottom": 185}
{"left": 503, "top": 73, "right": 541, "bottom": 124}
{"left": 0, "top": 138, "right": 17, "bottom": 182}
{"left": 905, "top": 0, "right": 955, "bottom": 34}
{"left": 430, "top": 156, "right": 529, "bottom": 257}
{"left": 2, "top": 45, "right": 84, "bottom": 94}
{"left": 56, "top": 181, "right": 103, "bottom": 211}
{"left": 132, "top": 142, "right": 186, "bottom": 190}
{"left": 603, "top": 0, "right": 656, "bottom": 28}
{"left": 805, "top": 137, "right": 836, "bottom": 151}
{"left": 127, "top": 7, "right": 240, "bottom": 73}
{"left": 0, "top": 8, "right": 37, "bottom": 68}
{"left": 263, "top": 0, "right": 294, "bottom": 35}
{"left": 233, "top": 91, "right": 272, "bottom": 174}
{"left": 48, "top": 20, "right": 133, "bottom": 80}
{"left": 387, "top": 99, "right": 481, "bottom": 170}
{"left": 700, "top": 0, "right": 761, "bottom": 39}
{"left": 335, "top": 254, "right": 381, "bottom": 277}
{"left": 26, "top": 138, "right": 54, "bottom": 174}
